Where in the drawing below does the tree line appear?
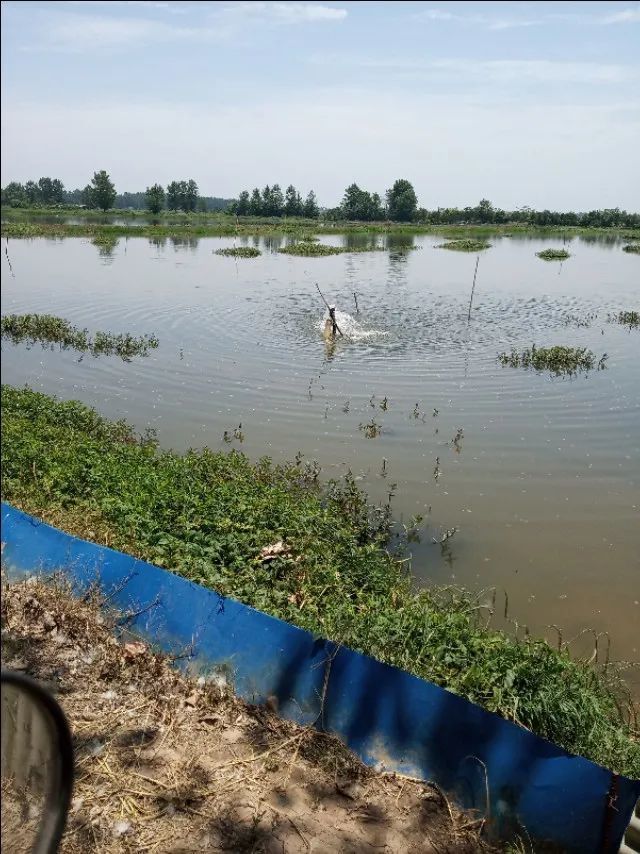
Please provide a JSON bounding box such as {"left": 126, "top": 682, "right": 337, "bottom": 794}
{"left": 2, "top": 173, "right": 638, "bottom": 228}
{"left": 1, "top": 174, "right": 231, "bottom": 213}
{"left": 228, "top": 185, "right": 320, "bottom": 218}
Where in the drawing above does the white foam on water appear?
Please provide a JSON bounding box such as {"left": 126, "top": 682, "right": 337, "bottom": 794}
{"left": 317, "top": 310, "right": 388, "bottom": 341}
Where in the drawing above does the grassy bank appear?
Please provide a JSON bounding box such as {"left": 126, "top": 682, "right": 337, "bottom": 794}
{"left": 1, "top": 386, "right": 638, "bottom": 776}
{"left": 2, "top": 208, "right": 639, "bottom": 240}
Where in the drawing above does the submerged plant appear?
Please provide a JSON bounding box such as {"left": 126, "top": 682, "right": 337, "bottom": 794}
{"left": 214, "top": 247, "right": 261, "bottom": 258}
{"left": 0, "top": 314, "right": 158, "bottom": 361}
{"left": 536, "top": 248, "right": 571, "bottom": 261}
{"left": 436, "top": 240, "right": 491, "bottom": 252}
{"left": 498, "top": 344, "right": 607, "bottom": 376}
{"left": 1, "top": 385, "right": 638, "bottom": 776}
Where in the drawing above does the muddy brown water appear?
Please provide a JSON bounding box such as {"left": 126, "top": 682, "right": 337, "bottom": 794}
{"left": 2, "top": 232, "right": 639, "bottom": 686}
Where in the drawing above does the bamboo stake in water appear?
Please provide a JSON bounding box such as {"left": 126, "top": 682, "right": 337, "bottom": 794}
{"left": 467, "top": 255, "right": 480, "bottom": 322}
{"left": 315, "top": 283, "right": 344, "bottom": 337}
{"left": 353, "top": 292, "right": 359, "bottom": 313}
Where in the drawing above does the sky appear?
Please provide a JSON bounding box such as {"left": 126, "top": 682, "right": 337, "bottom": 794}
{"left": 1, "top": 0, "right": 639, "bottom": 210}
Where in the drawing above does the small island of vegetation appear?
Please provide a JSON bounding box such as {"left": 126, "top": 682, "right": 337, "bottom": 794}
{"left": 214, "top": 246, "right": 261, "bottom": 258}
{"left": 498, "top": 345, "right": 607, "bottom": 376}
{"left": 536, "top": 248, "right": 571, "bottom": 261}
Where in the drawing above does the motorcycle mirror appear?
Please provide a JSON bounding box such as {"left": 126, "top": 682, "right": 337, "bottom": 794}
{"left": 1, "top": 671, "right": 74, "bottom": 854}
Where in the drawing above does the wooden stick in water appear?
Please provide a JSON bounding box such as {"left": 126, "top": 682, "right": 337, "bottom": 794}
{"left": 467, "top": 256, "right": 480, "bottom": 323}
{"left": 315, "top": 283, "right": 344, "bottom": 337}
{"left": 353, "top": 292, "right": 359, "bottom": 313}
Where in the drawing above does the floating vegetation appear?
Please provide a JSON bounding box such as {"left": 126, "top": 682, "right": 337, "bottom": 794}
{"left": 622, "top": 243, "right": 640, "bottom": 254}
{"left": 280, "top": 243, "right": 344, "bottom": 257}
{"left": 436, "top": 239, "right": 491, "bottom": 252}
{"left": 609, "top": 310, "right": 639, "bottom": 329}
{"left": 279, "top": 242, "right": 385, "bottom": 257}
{"left": 214, "top": 246, "right": 261, "bottom": 258}
{"left": 2, "top": 386, "right": 639, "bottom": 776}
{"left": 0, "top": 314, "right": 159, "bottom": 361}
{"left": 536, "top": 248, "right": 571, "bottom": 261}
{"left": 498, "top": 344, "right": 607, "bottom": 376}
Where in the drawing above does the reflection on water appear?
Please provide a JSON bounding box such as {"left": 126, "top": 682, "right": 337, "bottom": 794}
{"left": 2, "top": 232, "right": 639, "bottom": 685}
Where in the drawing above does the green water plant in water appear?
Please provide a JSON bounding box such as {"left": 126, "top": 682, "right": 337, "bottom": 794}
{"left": 214, "top": 246, "right": 261, "bottom": 258}
{"left": 536, "top": 248, "right": 571, "bottom": 261}
{"left": 1, "top": 385, "right": 638, "bottom": 777}
{"left": 1, "top": 314, "right": 159, "bottom": 361}
{"left": 609, "top": 310, "right": 639, "bottom": 328}
{"left": 279, "top": 242, "right": 385, "bottom": 257}
{"left": 498, "top": 344, "right": 607, "bottom": 376}
{"left": 622, "top": 243, "right": 640, "bottom": 253}
{"left": 435, "top": 239, "right": 491, "bottom": 252}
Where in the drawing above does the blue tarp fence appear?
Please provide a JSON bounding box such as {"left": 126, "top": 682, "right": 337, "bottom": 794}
{"left": 2, "top": 502, "right": 638, "bottom": 851}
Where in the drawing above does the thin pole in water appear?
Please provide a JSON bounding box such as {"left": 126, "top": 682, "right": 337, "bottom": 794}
{"left": 353, "top": 292, "right": 359, "bottom": 313}
{"left": 467, "top": 255, "right": 480, "bottom": 323}
{"left": 315, "top": 283, "right": 344, "bottom": 337}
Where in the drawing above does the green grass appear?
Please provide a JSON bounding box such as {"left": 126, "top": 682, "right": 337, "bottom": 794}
{"left": 435, "top": 239, "right": 491, "bottom": 252}
{"left": 623, "top": 243, "right": 640, "bottom": 254}
{"left": 279, "top": 242, "right": 385, "bottom": 256}
{"left": 536, "top": 249, "right": 571, "bottom": 261}
{"left": 1, "top": 314, "right": 159, "bottom": 360}
{"left": 498, "top": 345, "right": 607, "bottom": 376}
{"left": 3, "top": 209, "right": 637, "bottom": 241}
{"left": 214, "top": 246, "right": 261, "bottom": 258}
{"left": 1, "top": 385, "right": 638, "bottom": 777}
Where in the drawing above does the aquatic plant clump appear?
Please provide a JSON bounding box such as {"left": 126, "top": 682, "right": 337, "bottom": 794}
{"left": 435, "top": 239, "right": 491, "bottom": 252}
{"left": 0, "top": 314, "right": 159, "bottom": 361}
{"left": 622, "top": 243, "right": 640, "bottom": 253}
{"left": 536, "top": 248, "right": 571, "bottom": 261}
{"left": 1, "top": 385, "right": 638, "bottom": 777}
{"left": 214, "top": 246, "right": 261, "bottom": 258}
{"left": 279, "top": 243, "right": 344, "bottom": 256}
{"left": 498, "top": 344, "right": 607, "bottom": 376}
{"left": 609, "top": 310, "right": 639, "bottom": 328}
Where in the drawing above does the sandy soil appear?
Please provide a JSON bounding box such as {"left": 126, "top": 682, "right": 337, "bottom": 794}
{"left": 1, "top": 577, "right": 495, "bottom": 853}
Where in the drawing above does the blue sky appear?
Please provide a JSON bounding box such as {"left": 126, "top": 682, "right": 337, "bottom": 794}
{"left": 2, "top": 1, "right": 639, "bottom": 209}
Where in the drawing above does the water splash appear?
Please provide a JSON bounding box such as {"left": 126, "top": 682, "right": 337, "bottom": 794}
{"left": 317, "top": 310, "right": 388, "bottom": 341}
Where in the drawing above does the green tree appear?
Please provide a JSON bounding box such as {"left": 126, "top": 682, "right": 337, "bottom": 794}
{"left": 145, "top": 183, "right": 165, "bottom": 214}
{"left": 51, "top": 179, "right": 65, "bottom": 205}
{"left": 166, "top": 181, "right": 181, "bottom": 211}
{"left": 90, "top": 170, "right": 116, "bottom": 211}
{"left": 341, "top": 183, "right": 379, "bottom": 221}
{"left": 370, "top": 192, "right": 385, "bottom": 220}
{"left": 37, "top": 177, "right": 54, "bottom": 204}
{"left": 249, "top": 188, "right": 262, "bottom": 216}
{"left": 303, "top": 190, "right": 319, "bottom": 219}
{"left": 236, "top": 190, "right": 250, "bottom": 216}
{"left": 284, "top": 184, "right": 303, "bottom": 217}
{"left": 1, "top": 182, "right": 27, "bottom": 207}
{"left": 81, "top": 184, "right": 95, "bottom": 208}
{"left": 386, "top": 179, "right": 417, "bottom": 222}
{"left": 184, "top": 179, "right": 199, "bottom": 213}
{"left": 24, "top": 181, "right": 40, "bottom": 205}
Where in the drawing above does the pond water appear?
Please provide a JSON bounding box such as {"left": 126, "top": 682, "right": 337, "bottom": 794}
{"left": 2, "top": 232, "right": 639, "bottom": 679}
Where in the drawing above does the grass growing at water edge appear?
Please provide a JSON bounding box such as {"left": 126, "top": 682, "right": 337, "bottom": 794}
{"left": 536, "top": 248, "right": 571, "bottom": 261}
{"left": 1, "top": 314, "right": 159, "bottom": 360}
{"left": 1, "top": 385, "right": 638, "bottom": 777}
{"left": 622, "top": 243, "right": 640, "bottom": 254}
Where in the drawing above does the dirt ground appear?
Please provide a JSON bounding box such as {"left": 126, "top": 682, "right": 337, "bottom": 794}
{"left": 1, "top": 577, "right": 496, "bottom": 853}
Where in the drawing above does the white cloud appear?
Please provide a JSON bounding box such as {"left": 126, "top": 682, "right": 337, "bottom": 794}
{"left": 270, "top": 3, "right": 347, "bottom": 21}
{"left": 417, "top": 8, "right": 541, "bottom": 30}
{"left": 600, "top": 7, "right": 640, "bottom": 24}
{"left": 311, "top": 55, "right": 639, "bottom": 85}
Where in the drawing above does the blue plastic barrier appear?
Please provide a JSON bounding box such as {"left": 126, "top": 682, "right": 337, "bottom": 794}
{"left": 2, "top": 502, "right": 638, "bottom": 851}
